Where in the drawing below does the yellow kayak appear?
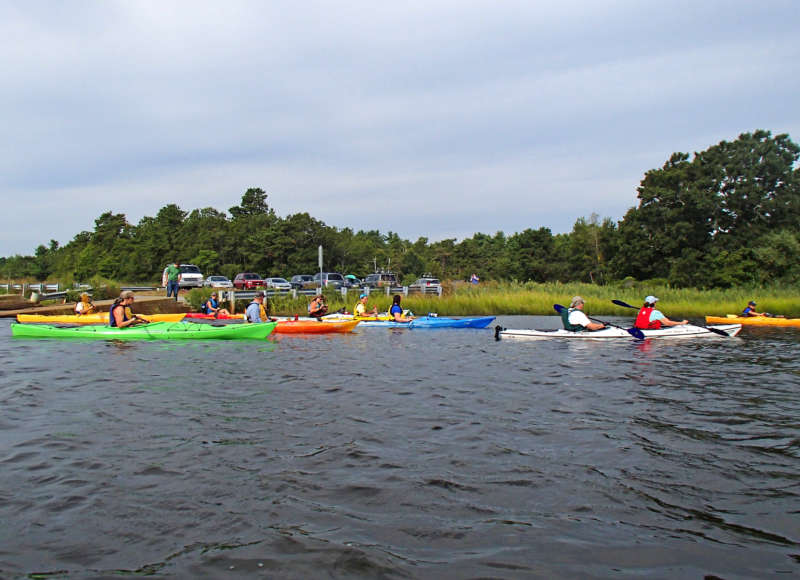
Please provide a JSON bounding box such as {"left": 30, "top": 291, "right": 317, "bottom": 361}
{"left": 705, "top": 315, "right": 800, "bottom": 327}
{"left": 17, "top": 313, "right": 187, "bottom": 324}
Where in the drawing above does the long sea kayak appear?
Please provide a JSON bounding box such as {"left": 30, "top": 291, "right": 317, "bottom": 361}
{"left": 17, "top": 313, "right": 187, "bottom": 324}
{"left": 356, "top": 316, "right": 496, "bottom": 329}
{"left": 11, "top": 321, "right": 277, "bottom": 340}
{"left": 274, "top": 319, "right": 359, "bottom": 334}
{"left": 705, "top": 315, "right": 800, "bottom": 327}
{"left": 495, "top": 324, "right": 741, "bottom": 340}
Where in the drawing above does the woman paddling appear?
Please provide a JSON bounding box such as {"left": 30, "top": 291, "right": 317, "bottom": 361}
{"left": 634, "top": 296, "right": 687, "bottom": 329}
{"left": 109, "top": 291, "right": 148, "bottom": 328}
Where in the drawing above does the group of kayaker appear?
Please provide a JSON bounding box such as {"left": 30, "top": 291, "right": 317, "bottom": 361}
{"left": 561, "top": 295, "right": 688, "bottom": 333}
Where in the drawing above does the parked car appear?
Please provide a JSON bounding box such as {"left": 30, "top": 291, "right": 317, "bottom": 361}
{"left": 204, "top": 275, "right": 233, "bottom": 288}
{"left": 265, "top": 277, "right": 292, "bottom": 291}
{"left": 410, "top": 277, "right": 442, "bottom": 293}
{"left": 363, "top": 272, "right": 398, "bottom": 288}
{"left": 289, "top": 274, "right": 315, "bottom": 289}
{"left": 177, "top": 264, "right": 204, "bottom": 288}
{"left": 233, "top": 272, "right": 266, "bottom": 289}
{"left": 312, "top": 272, "right": 345, "bottom": 288}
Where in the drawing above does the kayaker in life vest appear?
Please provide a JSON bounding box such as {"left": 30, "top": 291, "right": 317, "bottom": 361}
{"left": 354, "top": 293, "right": 378, "bottom": 317}
{"left": 245, "top": 292, "right": 266, "bottom": 323}
{"left": 109, "top": 291, "right": 147, "bottom": 328}
{"left": 74, "top": 292, "right": 97, "bottom": 315}
{"left": 389, "top": 294, "right": 414, "bottom": 322}
{"left": 634, "top": 295, "right": 688, "bottom": 329}
{"left": 561, "top": 296, "right": 604, "bottom": 331}
{"left": 742, "top": 300, "right": 766, "bottom": 317}
{"left": 202, "top": 292, "right": 231, "bottom": 318}
{"left": 308, "top": 295, "right": 328, "bottom": 318}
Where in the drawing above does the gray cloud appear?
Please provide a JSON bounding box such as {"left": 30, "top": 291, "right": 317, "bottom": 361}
{"left": 1, "top": 0, "right": 798, "bottom": 255}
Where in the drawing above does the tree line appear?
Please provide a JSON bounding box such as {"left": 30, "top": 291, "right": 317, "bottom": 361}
{"left": 2, "top": 130, "right": 798, "bottom": 288}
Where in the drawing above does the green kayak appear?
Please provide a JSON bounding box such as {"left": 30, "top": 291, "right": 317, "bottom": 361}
{"left": 10, "top": 321, "right": 277, "bottom": 340}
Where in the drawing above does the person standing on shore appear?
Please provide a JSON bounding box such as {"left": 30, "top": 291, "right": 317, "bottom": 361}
{"left": 165, "top": 262, "right": 181, "bottom": 301}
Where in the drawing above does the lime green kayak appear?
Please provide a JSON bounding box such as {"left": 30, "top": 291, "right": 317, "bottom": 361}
{"left": 10, "top": 321, "right": 277, "bottom": 340}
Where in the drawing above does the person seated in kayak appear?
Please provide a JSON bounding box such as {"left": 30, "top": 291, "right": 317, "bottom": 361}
{"left": 308, "top": 295, "right": 328, "bottom": 318}
{"left": 259, "top": 294, "right": 277, "bottom": 322}
{"left": 109, "top": 290, "right": 147, "bottom": 328}
{"left": 354, "top": 293, "right": 378, "bottom": 317}
{"left": 389, "top": 294, "right": 414, "bottom": 322}
{"left": 742, "top": 300, "right": 766, "bottom": 317}
{"left": 634, "top": 295, "right": 688, "bottom": 329}
{"left": 74, "top": 292, "right": 97, "bottom": 315}
{"left": 561, "top": 296, "right": 604, "bottom": 331}
{"left": 245, "top": 292, "right": 266, "bottom": 323}
{"left": 202, "top": 292, "right": 230, "bottom": 318}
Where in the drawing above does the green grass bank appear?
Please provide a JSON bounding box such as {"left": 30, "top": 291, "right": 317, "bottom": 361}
{"left": 188, "top": 282, "right": 800, "bottom": 319}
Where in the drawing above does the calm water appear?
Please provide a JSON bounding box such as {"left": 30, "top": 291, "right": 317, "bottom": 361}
{"left": 1, "top": 316, "right": 798, "bottom": 579}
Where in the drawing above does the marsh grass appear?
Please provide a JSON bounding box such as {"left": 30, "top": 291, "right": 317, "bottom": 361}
{"left": 261, "top": 281, "right": 799, "bottom": 318}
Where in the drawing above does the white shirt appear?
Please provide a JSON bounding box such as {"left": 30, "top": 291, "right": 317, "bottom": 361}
{"left": 568, "top": 309, "right": 591, "bottom": 328}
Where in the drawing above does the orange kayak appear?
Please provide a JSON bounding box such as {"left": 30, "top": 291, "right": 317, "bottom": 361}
{"left": 273, "top": 319, "right": 360, "bottom": 334}
{"left": 705, "top": 315, "right": 800, "bottom": 327}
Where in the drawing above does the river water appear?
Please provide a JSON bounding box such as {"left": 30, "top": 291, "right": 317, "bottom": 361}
{"left": 1, "top": 316, "right": 798, "bottom": 579}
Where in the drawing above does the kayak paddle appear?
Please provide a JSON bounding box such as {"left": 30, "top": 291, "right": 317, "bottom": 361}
{"left": 553, "top": 304, "right": 644, "bottom": 340}
{"left": 611, "top": 299, "right": 730, "bottom": 337}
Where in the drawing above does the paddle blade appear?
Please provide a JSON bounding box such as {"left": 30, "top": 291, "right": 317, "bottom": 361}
{"left": 553, "top": 304, "right": 566, "bottom": 313}
{"left": 626, "top": 327, "right": 645, "bottom": 340}
{"left": 612, "top": 299, "right": 638, "bottom": 309}
{"left": 704, "top": 326, "right": 729, "bottom": 337}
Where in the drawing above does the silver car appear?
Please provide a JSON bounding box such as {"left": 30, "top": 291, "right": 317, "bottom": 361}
{"left": 265, "top": 277, "right": 292, "bottom": 292}
{"left": 204, "top": 275, "right": 233, "bottom": 288}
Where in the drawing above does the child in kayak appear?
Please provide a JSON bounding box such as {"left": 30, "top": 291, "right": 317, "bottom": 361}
{"left": 74, "top": 292, "right": 97, "bottom": 315}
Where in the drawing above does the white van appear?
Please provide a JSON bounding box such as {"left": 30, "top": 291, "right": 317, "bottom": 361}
{"left": 162, "top": 264, "right": 204, "bottom": 288}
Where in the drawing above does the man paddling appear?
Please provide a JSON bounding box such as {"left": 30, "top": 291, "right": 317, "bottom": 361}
{"left": 561, "top": 296, "right": 604, "bottom": 331}
{"left": 245, "top": 292, "right": 266, "bottom": 323}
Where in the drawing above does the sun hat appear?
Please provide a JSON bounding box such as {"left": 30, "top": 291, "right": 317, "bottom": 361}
{"left": 645, "top": 295, "right": 659, "bottom": 303}
{"left": 359, "top": 293, "right": 367, "bottom": 299}
{"left": 748, "top": 300, "right": 756, "bottom": 306}
{"left": 570, "top": 296, "right": 584, "bottom": 308}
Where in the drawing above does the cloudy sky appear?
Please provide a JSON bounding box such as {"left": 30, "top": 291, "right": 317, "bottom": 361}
{"left": 1, "top": 0, "right": 798, "bottom": 256}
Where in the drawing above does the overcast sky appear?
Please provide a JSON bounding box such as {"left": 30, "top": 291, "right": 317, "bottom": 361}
{"left": 1, "top": 0, "right": 798, "bottom": 256}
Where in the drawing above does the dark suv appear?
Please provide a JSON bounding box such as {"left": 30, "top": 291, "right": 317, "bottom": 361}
{"left": 312, "top": 272, "right": 345, "bottom": 288}
{"left": 233, "top": 272, "right": 265, "bottom": 289}
{"left": 364, "top": 272, "right": 398, "bottom": 288}
{"left": 289, "top": 274, "right": 315, "bottom": 289}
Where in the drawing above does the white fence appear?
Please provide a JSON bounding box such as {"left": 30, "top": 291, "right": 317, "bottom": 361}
{"left": 220, "top": 285, "right": 442, "bottom": 302}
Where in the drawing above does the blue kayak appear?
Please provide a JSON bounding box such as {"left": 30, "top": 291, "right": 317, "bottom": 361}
{"left": 356, "top": 316, "right": 495, "bottom": 329}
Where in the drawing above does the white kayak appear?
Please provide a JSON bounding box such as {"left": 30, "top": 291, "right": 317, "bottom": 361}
{"left": 495, "top": 324, "right": 741, "bottom": 340}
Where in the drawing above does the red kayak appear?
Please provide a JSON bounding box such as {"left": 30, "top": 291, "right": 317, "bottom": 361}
{"left": 184, "top": 312, "right": 245, "bottom": 320}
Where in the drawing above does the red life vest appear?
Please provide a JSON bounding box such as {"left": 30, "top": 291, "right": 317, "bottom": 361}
{"left": 635, "top": 306, "right": 661, "bottom": 329}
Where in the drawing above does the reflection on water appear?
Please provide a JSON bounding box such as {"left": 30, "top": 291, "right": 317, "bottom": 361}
{"left": 0, "top": 316, "right": 798, "bottom": 578}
